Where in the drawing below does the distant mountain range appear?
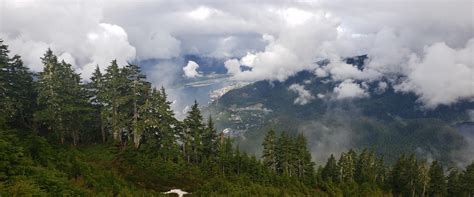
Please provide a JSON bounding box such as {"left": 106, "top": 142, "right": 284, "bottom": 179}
{"left": 207, "top": 56, "right": 474, "bottom": 165}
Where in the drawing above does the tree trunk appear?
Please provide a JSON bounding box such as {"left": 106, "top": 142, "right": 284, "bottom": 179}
{"left": 101, "top": 122, "right": 106, "bottom": 143}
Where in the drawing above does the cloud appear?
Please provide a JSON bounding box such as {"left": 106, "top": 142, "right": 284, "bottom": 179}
{"left": 1, "top": 0, "right": 473, "bottom": 108}
{"left": 0, "top": 1, "right": 135, "bottom": 80}
{"left": 318, "top": 56, "right": 382, "bottom": 81}
{"left": 183, "top": 60, "right": 202, "bottom": 78}
{"left": 333, "top": 79, "right": 369, "bottom": 99}
{"left": 395, "top": 40, "right": 474, "bottom": 108}
{"left": 288, "top": 84, "right": 315, "bottom": 105}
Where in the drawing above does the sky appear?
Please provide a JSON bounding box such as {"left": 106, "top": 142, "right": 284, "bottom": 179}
{"left": 0, "top": 0, "right": 473, "bottom": 108}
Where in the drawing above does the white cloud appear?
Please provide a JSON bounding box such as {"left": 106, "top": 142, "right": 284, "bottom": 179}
{"left": 288, "top": 84, "right": 315, "bottom": 105}
{"left": 376, "top": 81, "right": 388, "bottom": 94}
{"left": 224, "top": 59, "right": 241, "bottom": 75}
{"left": 183, "top": 60, "right": 202, "bottom": 78}
{"left": 333, "top": 80, "right": 369, "bottom": 99}
{"left": 1, "top": 0, "right": 473, "bottom": 108}
{"left": 319, "top": 56, "right": 382, "bottom": 82}
{"left": 395, "top": 40, "right": 474, "bottom": 108}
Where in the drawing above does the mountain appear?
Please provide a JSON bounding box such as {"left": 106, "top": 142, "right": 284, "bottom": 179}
{"left": 208, "top": 56, "right": 474, "bottom": 165}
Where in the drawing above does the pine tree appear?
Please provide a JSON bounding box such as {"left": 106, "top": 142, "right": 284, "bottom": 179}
{"left": 446, "top": 167, "right": 461, "bottom": 197}
{"left": 417, "top": 160, "right": 430, "bottom": 197}
{"left": 427, "top": 160, "right": 446, "bottom": 196}
{"left": 355, "top": 149, "right": 377, "bottom": 184}
{"left": 89, "top": 65, "right": 107, "bottom": 142}
{"left": 102, "top": 60, "right": 130, "bottom": 144}
{"left": 389, "top": 154, "right": 421, "bottom": 196}
{"left": 461, "top": 162, "right": 474, "bottom": 196}
{"left": 218, "top": 137, "right": 234, "bottom": 175}
{"left": 36, "top": 49, "right": 88, "bottom": 145}
{"left": 322, "top": 154, "right": 339, "bottom": 182}
{"left": 294, "top": 133, "right": 314, "bottom": 182}
{"left": 183, "top": 101, "right": 205, "bottom": 163}
{"left": 140, "top": 88, "right": 179, "bottom": 161}
{"left": 123, "top": 63, "right": 150, "bottom": 148}
{"left": 338, "top": 152, "right": 355, "bottom": 184}
{"left": 262, "top": 129, "right": 278, "bottom": 173}
{"left": 0, "top": 40, "right": 35, "bottom": 129}
{"left": 276, "top": 132, "right": 293, "bottom": 176}
{"left": 202, "top": 115, "right": 219, "bottom": 160}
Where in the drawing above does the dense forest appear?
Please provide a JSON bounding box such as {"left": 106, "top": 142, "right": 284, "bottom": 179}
{"left": 0, "top": 39, "right": 473, "bottom": 196}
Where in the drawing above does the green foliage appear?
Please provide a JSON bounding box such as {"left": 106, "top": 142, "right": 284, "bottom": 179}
{"left": 0, "top": 43, "right": 472, "bottom": 196}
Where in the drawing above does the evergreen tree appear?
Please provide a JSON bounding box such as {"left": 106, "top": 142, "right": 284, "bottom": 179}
{"left": 294, "top": 133, "right": 314, "bottom": 182}
{"left": 417, "top": 160, "right": 430, "bottom": 197}
{"left": 140, "top": 88, "right": 179, "bottom": 161}
{"left": 262, "top": 129, "right": 278, "bottom": 173}
{"left": 276, "top": 132, "right": 294, "bottom": 176}
{"left": 202, "top": 115, "right": 219, "bottom": 160}
{"left": 36, "top": 49, "right": 88, "bottom": 145}
{"left": 183, "top": 101, "right": 205, "bottom": 163}
{"left": 355, "top": 149, "right": 376, "bottom": 184}
{"left": 446, "top": 167, "right": 461, "bottom": 197}
{"left": 123, "top": 63, "right": 150, "bottom": 148}
{"left": 338, "top": 152, "right": 355, "bottom": 184}
{"left": 89, "top": 65, "right": 107, "bottom": 142}
{"left": 102, "top": 60, "right": 130, "bottom": 144}
{"left": 461, "top": 162, "right": 474, "bottom": 196}
{"left": 322, "top": 154, "right": 339, "bottom": 182}
{"left": 389, "top": 154, "right": 421, "bottom": 196}
{"left": 427, "top": 160, "right": 446, "bottom": 197}
{"left": 0, "top": 40, "right": 35, "bottom": 129}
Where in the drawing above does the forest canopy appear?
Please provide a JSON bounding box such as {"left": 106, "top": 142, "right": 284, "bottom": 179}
{"left": 0, "top": 39, "right": 473, "bottom": 196}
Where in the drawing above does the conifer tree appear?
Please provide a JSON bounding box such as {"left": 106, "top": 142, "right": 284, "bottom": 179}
{"left": 461, "top": 162, "right": 474, "bottom": 196}
{"left": 202, "top": 115, "right": 219, "bottom": 160}
{"left": 0, "top": 40, "right": 35, "bottom": 129}
{"left": 338, "top": 152, "right": 355, "bottom": 183}
{"left": 140, "top": 88, "right": 178, "bottom": 160}
{"left": 183, "top": 101, "right": 205, "bottom": 163}
{"left": 102, "top": 60, "right": 130, "bottom": 144}
{"left": 262, "top": 129, "right": 278, "bottom": 173}
{"left": 276, "top": 132, "right": 293, "bottom": 176}
{"left": 446, "top": 167, "right": 461, "bottom": 197}
{"left": 294, "top": 133, "right": 314, "bottom": 181}
{"left": 428, "top": 160, "right": 446, "bottom": 196}
{"left": 322, "top": 154, "right": 339, "bottom": 182}
{"left": 124, "top": 63, "right": 150, "bottom": 148}
{"left": 36, "top": 49, "right": 88, "bottom": 145}
{"left": 89, "top": 65, "right": 107, "bottom": 142}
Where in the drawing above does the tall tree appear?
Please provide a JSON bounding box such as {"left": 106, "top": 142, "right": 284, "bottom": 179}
{"left": 202, "top": 115, "right": 219, "bottom": 160}
{"left": 36, "top": 49, "right": 88, "bottom": 145}
{"left": 446, "top": 167, "right": 461, "bottom": 197}
{"left": 102, "top": 60, "right": 130, "bottom": 144}
{"left": 140, "top": 88, "right": 179, "bottom": 161}
{"left": 262, "top": 129, "right": 278, "bottom": 173}
{"left": 276, "top": 132, "right": 294, "bottom": 176}
{"left": 294, "top": 133, "right": 314, "bottom": 182}
{"left": 322, "top": 154, "right": 339, "bottom": 182}
{"left": 123, "top": 63, "right": 150, "bottom": 148}
{"left": 88, "top": 65, "right": 107, "bottom": 143}
{"left": 183, "top": 101, "right": 205, "bottom": 163}
{"left": 427, "top": 160, "right": 446, "bottom": 197}
{"left": 461, "top": 162, "right": 474, "bottom": 196}
{"left": 0, "top": 40, "right": 35, "bottom": 129}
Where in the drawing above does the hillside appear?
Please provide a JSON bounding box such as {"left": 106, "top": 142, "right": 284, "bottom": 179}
{"left": 208, "top": 56, "right": 474, "bottom": 164}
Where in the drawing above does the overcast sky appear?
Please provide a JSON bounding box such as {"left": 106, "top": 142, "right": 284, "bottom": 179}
{"left": 0, "top": 0, "right": 473, "bottom": 108}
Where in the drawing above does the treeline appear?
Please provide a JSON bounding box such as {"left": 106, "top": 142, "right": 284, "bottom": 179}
{"left": 1, "top": 39, "right": 473, "bottom": 196}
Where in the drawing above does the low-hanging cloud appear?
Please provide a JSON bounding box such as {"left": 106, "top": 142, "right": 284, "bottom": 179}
{"left": 288, "top": 83, "right": 315, "bottom": 105}
{"left": 0, "top": 0, "right": 473, "bottom": 108}
{"left": 183, "top": 60, "right": 202, "bottom": 78}
{"left": 333, "top": 80, "right": 369, "bottom": 99}
{"left": 395, "top": 40, "right": 474, "bottom": 108}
